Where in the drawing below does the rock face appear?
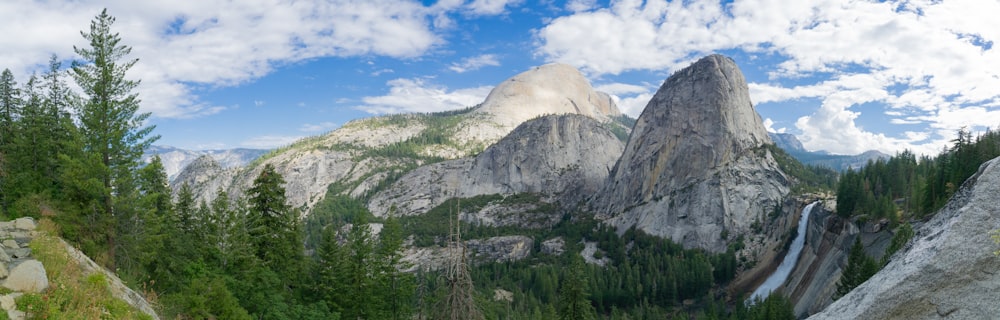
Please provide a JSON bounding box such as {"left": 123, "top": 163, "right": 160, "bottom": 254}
{"left": 173, "top": 63, "right": 624, "bottom": 217}
{"left": 592, "top": 54, "right": 789, "bottom": 253}
{"left": 808, "top": 157, "right": 1000, "bottom": 320}
{"left": 369, "top": 114, "right": 624, "bottom": 218}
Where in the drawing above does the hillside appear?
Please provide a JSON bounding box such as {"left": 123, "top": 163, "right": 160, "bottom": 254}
{"left": 172, "top": 63, "right": 630, "bottom": 217}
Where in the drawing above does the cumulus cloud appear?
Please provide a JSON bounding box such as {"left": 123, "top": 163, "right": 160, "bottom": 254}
{"left": 0, "top": 0, "right": 517, "bottom": 120}
{"left": 537, "top": 0, "right": 1000, "bottom": 155}
{"left": 762, "top": 118, "right": 786, "bottom": 134}
{"left": 355, "top": 78, "right": 492, "bottom": 114}
{"left": 449, "top": 54, "right": 501, "bottom": 73}
{"left": 597, "top": 82, "right": 656, "bottom": 118}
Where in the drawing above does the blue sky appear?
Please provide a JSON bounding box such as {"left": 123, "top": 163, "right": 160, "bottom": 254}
{"left": 2, "top": 0, "right": 998, "bottom": 155}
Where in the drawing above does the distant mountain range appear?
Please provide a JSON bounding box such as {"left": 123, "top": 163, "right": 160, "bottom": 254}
{"left": 142, "top": 145, "right": 268, "bottom": 182}
{"left": 768, "top": 133, "right": 888, "bottom": 171}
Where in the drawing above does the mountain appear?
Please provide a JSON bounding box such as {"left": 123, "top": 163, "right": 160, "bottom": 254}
{"left": 809, "top": 156, "right": 1000, "bottom": 319}
{"left": 142, "top": 145, "right": 267, "bottom": 181}
{"left": 768, "top": 133, "right": 889, "bottom": 171}
{"left": 171, "top": 63, "right": 627, "bottom": 216}
{"left": 368, "top": 114, "right": 624, "bottom": 223}
{"left": 592, "top": 54, "right": 790, "bottom": 253}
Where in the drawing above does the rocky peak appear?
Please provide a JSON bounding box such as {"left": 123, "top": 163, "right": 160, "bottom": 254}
{"left": 808, "top": 156, "right": 1000, "bottom": 319}
{"left": 475, "top": 63, "right": 620, "bottom": 125}
{"left": 455, "top": 63, "right": 622, "bottom": 144}
{"left": 592, "top": 54, "right": 789, "bottom": 253}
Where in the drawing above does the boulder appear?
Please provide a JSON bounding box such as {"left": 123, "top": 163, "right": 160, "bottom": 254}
{"left": 2, "top": 260, "right": 48, "bottom": 293}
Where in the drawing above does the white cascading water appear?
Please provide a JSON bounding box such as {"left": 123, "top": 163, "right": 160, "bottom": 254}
{"left": 747, "top": 201, "right": 820, "bottom": 303}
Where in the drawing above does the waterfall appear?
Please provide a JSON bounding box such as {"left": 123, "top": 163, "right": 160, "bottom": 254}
{"left": 747, "top": 201, "right": 820, "bottom": 303}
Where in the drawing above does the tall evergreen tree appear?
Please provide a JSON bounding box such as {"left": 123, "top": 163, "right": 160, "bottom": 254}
{"left": 70, "top": 8, "right": 158, "bottom": 260}
{"left": 247, "top": 164, "right": 302, "bottom": 286}
{"left": 557, "top": 256, "right": 597, "bottom": 320}
{"left": 377, "top": 215, "right": 415, "bottom": 320}
{"left": 836, "top": 237, "right": 878, "bottom": 298}
{"left": 344, "top": 213, "right": 376, "bottom": 319}
{"left": 0, "top": 68, "right": 20, "bottom": 215}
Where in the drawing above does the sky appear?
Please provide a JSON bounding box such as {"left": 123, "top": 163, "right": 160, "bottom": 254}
{"left": 1, "top": 0, "right": 998, "bottom": 156}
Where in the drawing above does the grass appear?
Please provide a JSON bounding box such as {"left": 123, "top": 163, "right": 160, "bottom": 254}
{"left": 14, "top": 219, "right": 154, "bottom": 319}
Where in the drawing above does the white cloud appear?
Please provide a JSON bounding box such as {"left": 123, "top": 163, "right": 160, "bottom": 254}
{"left": 566, "top": 0, "right": 598, "bottom": 12}
{"left": 762, "top": 118, "right": 786, "bottom": 134}
{"left": 449, "top": 54, "right": 501, "bottom": 73}
{"left": 355, "top": 78, "right": 492, "bottom": 114}
{"left": 0, "top": 0, "right": 450, "bottom": 120}
{"left": 607, "top": 92, "right": 653, "bottom": 118}
{"left": 240, "top": 135, "right": 303, "bottom": 149}
{"left": 300, "top": 122, "right": 340, "bottom": 133}
{"left": 537, "top": 0, "right": 1000, "bottom": 155}
{"left": 466, "top": 0, "right": 522, "bottom": 16}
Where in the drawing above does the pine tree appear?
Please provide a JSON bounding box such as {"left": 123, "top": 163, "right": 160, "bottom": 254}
{"left": 557, "top": 256, "right": 597, "bottom": 320}
{"left": 0, "top": 69, "right": 20, "bottom": 215}
{"left": 377, "top": 215, "right": 415, "bottom": 320}
{"left": 836, "top": 237, "right": 878, "bottom": 298}
{"left": 70, "top": 8, "right": 158, "bottom": 260}
{"left": 344, "top": 213, "right": 376, "bottom": 320}
{"left": 247, "top": 164, "right": 302, "bottom": 287}
{"left": 316, "top": 225, "right": 348, "bottom": 313}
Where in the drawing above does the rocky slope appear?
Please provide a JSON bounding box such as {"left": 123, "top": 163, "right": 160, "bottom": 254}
{"left": 368, "top": 114, "right": 624, "bottom": 222}
{"left": 0, "top": 218, "right": 159, "bottom": 319}
{"left": 592, "top": 54, "right": 790, "bottom": 253}
{"left": 808, "top": 157, "right": 1000, "bottom": 320}
{"left": 172, "top": 64, "right": 624, "bottom": 216}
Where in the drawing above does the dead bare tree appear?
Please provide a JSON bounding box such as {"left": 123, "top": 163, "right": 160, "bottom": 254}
{"left": 434, "top": 198, "right": 483, "bottom": 320}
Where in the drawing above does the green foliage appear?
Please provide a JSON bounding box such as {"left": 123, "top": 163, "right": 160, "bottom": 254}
{"left": 764, "top": 143, "right": 838, "bottom": 193}
{"left": 734, "top": 294, "right": 796, "bottom": 320}
{"left": 836, "top": 237, "right": 879, "bottom": 299}
{"left": 837, "top": 128, "right": 1000, "bottom": 221}
{"left": 557, "top": 256, "right": 597, "bottom": 320}
{"left": 883, "top": 223, "right": 914, "bottom": 265}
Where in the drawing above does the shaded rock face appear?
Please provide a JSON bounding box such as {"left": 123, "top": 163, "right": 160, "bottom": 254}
{"left": 808, "top": 157, "right": 1000, "bottom": 320}
{"left": 369, "top": 114, "right": 624, "bottom": 219}
{"left": 592, "top": 54, "right": 789, "bottom": 253}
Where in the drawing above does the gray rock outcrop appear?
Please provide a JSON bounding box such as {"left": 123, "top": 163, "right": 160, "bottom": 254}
{"left": 369, "top": 114, "right": 625, "bottom": 219}
{"left": 808, "top": 157, "right": 1000, "bottom": 320}
{"left": 592, "top": 54, "right": 789, "bottom": 253}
